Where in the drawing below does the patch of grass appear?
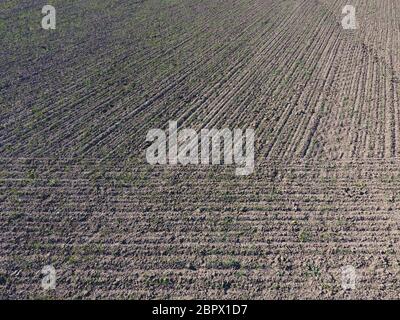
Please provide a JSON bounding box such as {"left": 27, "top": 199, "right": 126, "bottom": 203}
{"left": 299, "top": 230, "right": 311, "bottom": 242}
{"left": 306, "top": 264, "right": 321, "bottom": 278}
{"left": 67, "top": 254, "right": 80, "bottom": 264}
{"left": 145, "top": 276, "right": 173, "bottom": 287}
{"left": 49, "top": 178, "right": 59, "bottom": 187}
{"left": 224, "top": 259, "right": 241, "bottom": 270}
{"left": 235, "top": 270, "right": 246, "bottom": 277}
{"left": 27, "top": 169, "right": 37, "bottom": 180}
{"left": 208, "top": 258, "right": 241, "bottom": 270}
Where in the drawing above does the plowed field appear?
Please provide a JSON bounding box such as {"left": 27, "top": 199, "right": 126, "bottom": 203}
{"left": 2, "top": 0, "right": 400, "bottom": 299}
